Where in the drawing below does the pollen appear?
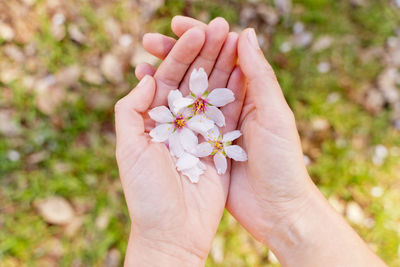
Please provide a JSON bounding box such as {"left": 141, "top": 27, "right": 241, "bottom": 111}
{"left": 210, "top": 138, "right": 224, "bottom": 152}
{"left": 174, "top": 115, "right": 186, "bottom": 129}
{"left": 214, "top": 141, "right": 223, "bottom": 150}
{"left": 193, "top": 98, "right": 207, "bottom": 114}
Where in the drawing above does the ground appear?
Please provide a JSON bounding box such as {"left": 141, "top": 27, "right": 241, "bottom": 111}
{"left": 1, "top": 0, "right": 400, "bottom": 266}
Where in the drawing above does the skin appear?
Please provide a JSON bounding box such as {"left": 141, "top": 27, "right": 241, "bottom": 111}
{"left": 115, "top": 18, "right": 246, "bottom": 266}
{"left": 117, "top": 16, "right": 387, "bottom": 266}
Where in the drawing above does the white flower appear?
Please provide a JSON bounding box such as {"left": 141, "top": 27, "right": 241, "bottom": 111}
{"left": 173, "top": 68, "right": 235, "bottom": 127}
{"left": 149, "top": 90, "right": 214, "bottom": 157}
{"left": 194, "top": 126, "right": 247, "bottom": 175}
{"left": 176, "top": 152, "right": 206, "bottom": 183}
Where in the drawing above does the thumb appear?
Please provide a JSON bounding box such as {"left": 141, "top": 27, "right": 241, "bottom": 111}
{"left": 238, "top": 28, "right": 288, "bottom": 110}
{"left": 115, "top": 75, "right": 156, "bottom": 156}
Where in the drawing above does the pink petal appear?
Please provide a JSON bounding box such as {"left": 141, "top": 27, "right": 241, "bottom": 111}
{"left": 176, "top": 152, "right": 199, "bottom": 171}
{"left": 213, "top": 152, "right": 227, "bottom": 175}
{"left": 222, "top": 130, "right": 242, "bottom": 142}
{"left": 225, "top": 145, "right": 247, "bottom": 161}
{"left": 194, "top": 142, "right": 213, "bottom": 157}
{"left": 179, "top": 127, "right": 198, "bottom": 152}
{"left": 148, "top": 106, "right": 174, "bottom": 123}
{"left": 181, "top": 163, "right": 204, "bottom": 183}
{"left": 149, "top": 123, "right": 174, "bottom": 142}
{"left": 186, "top": 114, "right": 214, "bottom": 134}
{"left": 168, "top": 90, "right": 183, "bottom": 114}
{"left": 173, "top": 97, "right": 194, "bottom": 113}
{"left": 206, "top": 88, "right": 235, "bottom": 107}
{"left": 169, "top": 132, "right": 184, "bottom": 157}
{"left": 189, "top": 68, "right": 208, "bottom": 96}
{"left": 204, "top": 126, "right": 220, "bottom": 141}
{"left": 205, "top": 105, "right": 225, "bottom": 127}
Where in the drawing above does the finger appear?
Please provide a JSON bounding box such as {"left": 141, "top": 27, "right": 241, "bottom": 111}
{"left": 208, "top": 32, "right": 239, "bottom": 90}
{"left": 152, "top": 27, "right": 206, "bottom": 107}
{"left": 142, "top": 33, "right": 176, "bottom": 59}
{"left": 115, "top": 75, "right": 156, "bottom": 153}
{"left": 220, "top": 66, "right": 246, "bottom": 133}
{"left": 171, "top": 15, "right": 207, "bottom": 37}
{"left": 238, "top": 28, "right": 288, "bottom": 110}
{"left": 135, "top": 63, "right": 156, "bottom": 80}
{"left": 178, "top": 17, "right": 229, "bottom": 94}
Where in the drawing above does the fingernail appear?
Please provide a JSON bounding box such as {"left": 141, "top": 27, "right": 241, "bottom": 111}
{"left": 247, "top": 28, "right": 259, "bottom": 49}
{"left": 137, "top": 75, "right": 150, "bottom": 87}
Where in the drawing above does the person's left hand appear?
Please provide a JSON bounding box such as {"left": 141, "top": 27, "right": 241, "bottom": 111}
{"left": 116, "top": 17, "right": 245, "bottom": 265}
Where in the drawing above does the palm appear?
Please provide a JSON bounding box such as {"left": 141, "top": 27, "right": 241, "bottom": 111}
{"left": 118, "top": 139, "right": 227, "bottom": 256}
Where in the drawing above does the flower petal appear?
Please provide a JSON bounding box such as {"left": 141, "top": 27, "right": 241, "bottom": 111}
{"left": 173, "top": 97, "right": 194, "bottom": 113}
{"left": 148, "top": 106, "right": 174, "bottom": 123}
{"left": 205, "top": 105, "right": 225, "bottom": 127}
{"left": 169, "top": 132, "right": 184, "bottom": 157}
{"left": 190, "top": 68, "right": 208, "bottom": 96}
{"left": 186, "top": 114, "right": 214, "bottom": 134}
{"left": 203, "top": 126, "right": 220, "bottom": 141}
{"left": 225, "top": 145, "right": 247, "bottom": 161}
{"left": 198, "top": 160, "right": 206, "bottom": 170}
{"left": 194, "top": 142, "right": 213, "bottom": 157}
{"left": 222, "top": 130, "right": 242, "bottom": 142}
{"left": 176, "top": 152, "right": 199, "bottom": 171}
{"left": 181, "top": 163, "right": 204, "bottom": 183}
{"left": 179, "top": 127, "right": 198, "bottom": 152}
{"left": 168, "top": 90, "right": 183, "bottom": 114}
{"left": 213, "top": 152, "right": 227, "bottom": 175}
{"left": 206, "top": 88, "right": 235, "bottom": 107}
{"left": 149, "top": 123, "right": 174, "bottom": 142}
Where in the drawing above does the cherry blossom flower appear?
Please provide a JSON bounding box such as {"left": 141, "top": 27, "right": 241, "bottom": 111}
{"left": 147, "top": 68, "right": 248, "bottom": 184}
{"left": 194, "top": 126, "right": 247, "bottom": 175}
{"left": 173, "top": 68, "right": 235, "bottom": 127}
{"left": 148, "top": 90, "right": 214, "bottom": 158}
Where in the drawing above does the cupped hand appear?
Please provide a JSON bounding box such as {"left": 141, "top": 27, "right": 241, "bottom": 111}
{"left": 115, "top": 17, "right": 246, "bottom": 266}
{"left": 141, "top": 16, "right": 387, "bottom": 267}
{"left": 142, "top": 16, "right": 317, "bottom": 248}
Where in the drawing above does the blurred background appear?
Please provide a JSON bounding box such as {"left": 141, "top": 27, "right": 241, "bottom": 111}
{"left": 1, "top": 0, "right": 400, "bottom": 266}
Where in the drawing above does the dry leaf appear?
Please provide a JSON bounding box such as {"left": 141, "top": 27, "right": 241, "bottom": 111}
{"left": 101, "top": 53, "right": 124, "bottom": 84}
{"left": 35, "top": 196, "right": 75, "bottom": 225}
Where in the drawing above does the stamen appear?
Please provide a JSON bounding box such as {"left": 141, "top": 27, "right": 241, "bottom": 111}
{"left": 210, "top": 138, "right": 224, "bottom": 153}
{"left": 174, "top": 115, "right": 186, "bottom": 129}
{"left": 193, "top": 98, "right": 208, "bottom": 114}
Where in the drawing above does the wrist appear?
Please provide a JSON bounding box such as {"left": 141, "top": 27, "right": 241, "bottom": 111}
{"left": 264, "top": 182, "right": 326, "bottom": 252}
{"left": 125, "top": 227, "right": 206, "bottom": 267}
{"left": 264, "top": 181, "right": 384, "bottom": 267}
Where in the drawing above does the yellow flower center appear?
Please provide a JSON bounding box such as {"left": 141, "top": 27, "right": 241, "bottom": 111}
{"left": 174, "top": 115, "right": 186, "bottom": 129}
{"left": 214, "top": 141, "right": 223, "bottom": 151}
{"left": 193, "top": 98, "right": 207, "bottom": 114}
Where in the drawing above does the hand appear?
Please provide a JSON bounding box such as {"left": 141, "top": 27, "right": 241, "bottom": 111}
{"left": 115, "top": 18, "right": 246, "bottom": 266}
{"left": 140, "top": 14, "right": 313, "bottom": 249}
{"left": 142, "top": 17, "right": 386, "bottom": 267}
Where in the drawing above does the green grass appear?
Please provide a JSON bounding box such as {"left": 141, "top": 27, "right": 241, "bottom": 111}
{"left": 1, "top": 0, "right": 400, "bottom": 266}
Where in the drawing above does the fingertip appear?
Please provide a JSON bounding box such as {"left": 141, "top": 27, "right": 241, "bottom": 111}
{"left": 227, "top": 31, "right": 239, "bottom": 43}
{"left": 183, "top": 26, "right": 206, "bottom": 48}
{"left": 142, "top": 33, "right": 176, "bottom": 59}
{"left": 171, "top": 15, "right": 184, "bottom": 34}
{"left": 135, "top": 63, "right": 156, "bottom": 80}
{"left": 209, "top": 17, "right": 230, "bottom": 34}
{"left": 171, "top": 16, "right": 207, "bottom": 37}
{"left": 238, "top": 28, "right": 273, "bottom": 81}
